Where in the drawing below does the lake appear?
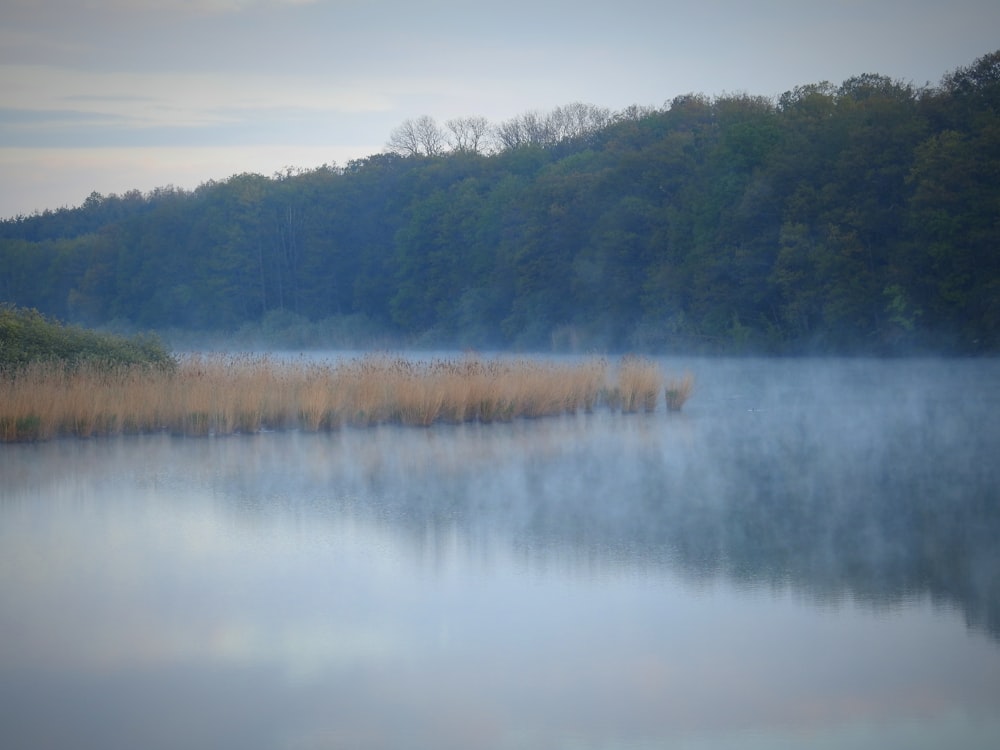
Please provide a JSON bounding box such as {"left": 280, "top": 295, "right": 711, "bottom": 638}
{"left": 2, "top": 356, "right": 999, "bottom": 750}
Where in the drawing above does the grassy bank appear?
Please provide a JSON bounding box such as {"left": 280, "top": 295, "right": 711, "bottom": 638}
{"left": 0, "top": 354, "right": 694, "bottom": 441}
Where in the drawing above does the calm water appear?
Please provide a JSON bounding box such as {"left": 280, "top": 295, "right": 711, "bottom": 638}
{"left": 2, "top": 357, "right": 999, "bottom": 750}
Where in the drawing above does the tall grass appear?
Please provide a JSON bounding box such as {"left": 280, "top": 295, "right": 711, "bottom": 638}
{"left": 613, "top": 356, "right": 663, "bottom": 413}
{"left": 665, "top": 371, "right": 696, "bottom": 412}
{"left": 0, "top": 354, "right": 694, "bottom": 442}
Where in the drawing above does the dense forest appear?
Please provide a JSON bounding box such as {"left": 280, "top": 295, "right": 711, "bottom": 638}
{"left": 2, "top": 51, "right": 998, "bottom": 354}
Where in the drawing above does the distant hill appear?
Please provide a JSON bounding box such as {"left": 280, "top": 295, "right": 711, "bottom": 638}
{"left": 2, "top": 51, "right": 998, "bottom": 354}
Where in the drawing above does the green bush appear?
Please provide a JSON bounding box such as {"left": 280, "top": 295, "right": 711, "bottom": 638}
{"left": 0, "top": 304, "right": 176, "bottom": 373}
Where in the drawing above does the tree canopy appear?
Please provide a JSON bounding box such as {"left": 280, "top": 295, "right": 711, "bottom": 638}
{"left": 2, "top": 52, "right": 998, "bottom": 354}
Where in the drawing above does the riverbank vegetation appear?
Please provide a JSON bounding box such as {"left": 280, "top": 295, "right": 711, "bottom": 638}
{"left": 2, "top": 51, "right": 998, "bottom": 354}
{"left": 0, "top": 352, "right": 694, "bottom": 442}
{"left": 0, "top": 304, "right": 175, "bottom": 373}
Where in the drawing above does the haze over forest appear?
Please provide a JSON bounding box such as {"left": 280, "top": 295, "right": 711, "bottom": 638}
{"left": 2, "top": 51, "right": 998, "bottom": 354}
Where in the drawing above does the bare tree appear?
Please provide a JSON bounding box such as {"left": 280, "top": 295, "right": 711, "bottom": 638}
{"left": 445, "top": 115, "right": 491, "bottom": 153}
{"left": 494, "top": 110, "right": 552, "bottom": 149}
{"left": 494, "top": 103, "right": 613, "bottom": 151}
{"left": 547, "top": 102, "right": 612, "bottom": 141}
{"left": 387, "top": 119, "right": 420, "bottom": 156}
{"left": 391, "top": 103, "right": 617, "bottom": 157}
{"left": 387, "top": 115, "right": 447, "bottom": 156}
{"left": 415, "top": 115, "right": 447, "bottom": 155}
{"left": 493, "top": 116, "right": 529, "bottom": 150}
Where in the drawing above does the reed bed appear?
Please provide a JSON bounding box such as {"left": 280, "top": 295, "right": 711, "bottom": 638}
{"left": 0, "top": 354, "right": 693, "bottom": 442}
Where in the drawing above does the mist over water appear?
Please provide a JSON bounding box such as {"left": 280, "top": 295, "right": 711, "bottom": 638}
{"left": 2, "top": 357, "right": 999, "bottom": 750}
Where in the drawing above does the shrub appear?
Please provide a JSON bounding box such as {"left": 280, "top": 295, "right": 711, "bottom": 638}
{"left": 0, "top": 305, "right": 176, "bottom": 373}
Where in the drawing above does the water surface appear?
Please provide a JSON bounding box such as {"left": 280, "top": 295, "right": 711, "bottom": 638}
{"left": 2, "top": 357, "right": 999, "bottom": 749}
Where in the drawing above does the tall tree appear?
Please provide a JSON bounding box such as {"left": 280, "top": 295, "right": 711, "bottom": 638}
{"left": 445, "top": 116, "right": 491, "bottom": 153}
{"left": 387, "top": 115, "right": 448, "bottom": 156}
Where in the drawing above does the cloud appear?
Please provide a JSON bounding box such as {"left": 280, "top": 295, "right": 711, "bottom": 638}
{"left": 2, "top": 64, "right": 391, "bottom": 114}
{"left": 0, "top": 63, "right": 394, "bottom": 148}
{"left": 2, "top": 0, "right": 999, "bottom": 215}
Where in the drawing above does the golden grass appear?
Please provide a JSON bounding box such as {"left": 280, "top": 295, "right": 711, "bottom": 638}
{"left": 0, "top": 354, "right": 694, "bottom": 441}
{"left": 665, "top": 371, "right": 696, "bottom": 412}
{"left": 613, "top": 355, "right": 663, "bottom": 413}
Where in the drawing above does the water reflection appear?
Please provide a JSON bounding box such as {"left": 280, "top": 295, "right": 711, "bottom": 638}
{"left": 1, "top": 358, "right": 999, "bottom": 749}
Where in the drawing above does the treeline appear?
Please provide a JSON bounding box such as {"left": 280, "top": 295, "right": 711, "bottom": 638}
{"left": 2, "top": 51, "right": 998, "bottom": 353}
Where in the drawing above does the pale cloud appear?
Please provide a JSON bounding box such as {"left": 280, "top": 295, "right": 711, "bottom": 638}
{"left": 2, "top": 0, "right": 999, "bottom": 216}
{"left": 0, "top": 63, "right": 394, "bottom": 153}
{"left": 2, "top": 64, "right": 390, "bottom": 117}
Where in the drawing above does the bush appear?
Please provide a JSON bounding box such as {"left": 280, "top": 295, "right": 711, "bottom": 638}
{"left": 0, "top": 304, "right": 176, "bottom": 373}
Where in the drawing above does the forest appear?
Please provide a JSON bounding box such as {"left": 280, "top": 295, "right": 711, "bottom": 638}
{"left": 1, "top": 51, "right": 998, "bottom": 354}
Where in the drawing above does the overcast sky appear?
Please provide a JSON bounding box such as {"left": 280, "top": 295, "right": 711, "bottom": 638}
{"left": 2, "top": 0, "right": 997, "bottom": 218}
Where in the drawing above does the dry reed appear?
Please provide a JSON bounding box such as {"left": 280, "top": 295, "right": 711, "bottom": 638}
{"left": 665, "top": 371, "right": 696, "bottom": 412}
{"left": 614, "top": 356, "right": 663, "bottom": 413}
{"left": 0, "top": 354, "right": 694, "bottom": 442}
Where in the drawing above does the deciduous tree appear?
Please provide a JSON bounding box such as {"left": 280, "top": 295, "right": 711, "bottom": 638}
{"left": 387, "top": 115, "right": 447, "bottom": 156}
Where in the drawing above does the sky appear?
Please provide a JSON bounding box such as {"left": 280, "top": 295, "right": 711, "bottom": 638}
{"left": 1, "top": 0, "right": 998, "bottom": 218}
